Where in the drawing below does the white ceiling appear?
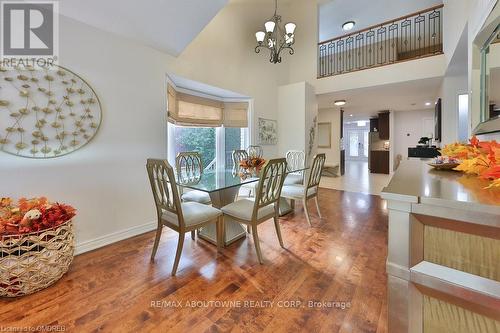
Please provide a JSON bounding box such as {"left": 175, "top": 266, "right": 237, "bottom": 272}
{"left": 59, "top": 0, "right": 228, "bottom": 56}
{"left": 169, "top": 74, "right": 249, "bottom": 99}
{"left": 317, "top": 77, "right": 442, "bottom": 119}
{"left": 319, "top": 0, "right": 443, "bottom": 42}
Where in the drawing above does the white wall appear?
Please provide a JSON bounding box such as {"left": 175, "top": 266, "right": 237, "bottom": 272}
{"left": 317, "top": 108, "right": 341, "bottom": 166}
{"left": 278, "top": 81, "right": 318, "bottom": 162}
{"left": 393, "top": 109, "right": 435, "bottom": 168}
{"left": 440, "top": 73, "right": 468, "bottom": 144}
{"left": 1, "top": 1, "right": 283, "bottom": 253}
{"left": 1, "top": 16, "right": 175, "bottom": 252}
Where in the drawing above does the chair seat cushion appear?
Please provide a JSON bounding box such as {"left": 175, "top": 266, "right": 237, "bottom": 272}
{"left": 162, "top": 202, "right": 222, "bottom": 227}
{"left": 181, "top": 190, "right": 211, "bottom": 204}
{"left": 221, "top": 199, "right": 274, "bottom": 221}
{"left": 284, "top": 174, "right": 303, "bottom": 185}
{"left": 281, "top": 185, "right": 317, "bottom": 199}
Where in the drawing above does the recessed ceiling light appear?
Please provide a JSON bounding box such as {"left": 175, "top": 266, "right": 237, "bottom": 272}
{"left": 349, "top": 114, "right": 353, "bottom": 117}
{"left": 334, "top": 100, "right": 346, "bottom": 106}
{"left": 425, "top": 102, "right": 432, "bottom": 106}
{"left": 342, "top": 21, "right": 355, "bottom": 31}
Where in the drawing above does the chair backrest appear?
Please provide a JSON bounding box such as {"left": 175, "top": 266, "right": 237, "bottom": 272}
{"left": 146, "top": 159, "right": 184, "bottom": 225}
{"left": 252, "top": 158, "right": 287, "bottom": 219}
{"left": 232, "top": 149, "right": 249, "bottom": 174}
{"left": 306, "top": 153, "right": 326, "bottom": 190}
{"left": 286, "top": 150, "right": 305, "bottom": 176}
{"left": 247, "top": 145, "right": 263, "bottom": 158}
{"left": 175, "top": 152, "right": 203, "bottom": 183}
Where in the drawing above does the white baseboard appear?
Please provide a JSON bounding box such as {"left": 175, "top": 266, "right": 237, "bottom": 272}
{"left": 75, "top": 220, "right": 157, "bottom": 255}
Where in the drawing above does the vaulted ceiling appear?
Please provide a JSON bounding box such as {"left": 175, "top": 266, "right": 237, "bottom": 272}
{"left": 59, "top": 0, "right": 228, "bottom": 56}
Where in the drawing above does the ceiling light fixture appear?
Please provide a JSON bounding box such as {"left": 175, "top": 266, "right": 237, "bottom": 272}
{"left": 425, "top": 102, "right": 432, "bottom": 106}
{"left": 334, "top": 100, "right": 346, "bottom": 106}
{"left": 342, "top": 21, "right": 356, "bottom": 31}
{"left": 255, "top": 0, "right": 296, "bottom": 64}
{"left": 349, "top": 114, "right": 353, "bottom": 117}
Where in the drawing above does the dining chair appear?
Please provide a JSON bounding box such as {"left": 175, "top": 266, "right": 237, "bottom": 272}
{"left": 281, "top": 153, "right": 326, "bottom": 226}
{"left": 175, "top": 152, "right": 211, "bottom": 205}
{"left": 247, "top": 145, "right": 263, "bottom": 158}
{"left": 146, "top": 159, "right": 223, "bottom": 276}
{"left": 232, "top": 149, "right": 249, "bottom": 175}
{"left": 284, "top": 150, "right": 305, "bottom": 185}
{"left": 232, "top": 149, "right": 257, "bottom": 198}
{"left": 221, "top": 158, "right": 288, "bottom": 264}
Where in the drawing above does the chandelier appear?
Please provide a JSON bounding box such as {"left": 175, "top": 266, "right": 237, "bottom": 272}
{"left": 254, "top": 0, "right": 296, "bottom": 64}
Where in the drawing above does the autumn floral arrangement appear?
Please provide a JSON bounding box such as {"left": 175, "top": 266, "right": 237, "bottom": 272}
{"left": 239, "top": 157, "right": 266, "bottom": 177}
{"left": 0, "top": 197, "right": 76, "bottom": 236}
{"left": 440, "top": 136, "right": 500, "bottom": 189}
{"left": 0, "top": 197, "right": 76, "bottom": 297}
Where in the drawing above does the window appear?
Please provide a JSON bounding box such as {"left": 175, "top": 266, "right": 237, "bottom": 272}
{"left": 168, "top": 124, "right": 248, "bottom": 171}
{"left": 166, "top": 84, "right": 250, "bottom": 170}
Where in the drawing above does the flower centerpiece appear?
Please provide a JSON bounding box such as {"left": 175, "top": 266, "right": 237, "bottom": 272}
{"left": 440, "top": 136, "right": 500, "bottom": 189}
{"left": 0, "top": 197, "right": 76, "bottom": 297}
{"left": 239, "top": 157, "right": 266, "bottom": 178}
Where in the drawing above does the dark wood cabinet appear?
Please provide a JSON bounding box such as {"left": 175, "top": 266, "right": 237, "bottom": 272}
{"left": 369, "top": 118, "right": 379, "bottom": 132}
{"left": 378, "top": 112, "right": 390, "bottom": 140}
{"left": 370, "top": 151, "right": 389, "bottom": 174}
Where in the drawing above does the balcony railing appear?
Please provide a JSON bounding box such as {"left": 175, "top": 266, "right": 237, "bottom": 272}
{"left": 318, "top": 4, "right": 444, "bottom": 78}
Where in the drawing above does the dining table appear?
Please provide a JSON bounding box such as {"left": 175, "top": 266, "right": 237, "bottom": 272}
{"left": 177, "top": 166, "right": 308, "bottom": 247}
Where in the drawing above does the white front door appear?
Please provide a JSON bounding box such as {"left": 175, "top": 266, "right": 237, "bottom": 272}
{"left": 347, "top": 130, "right": 369, "bottom": 160}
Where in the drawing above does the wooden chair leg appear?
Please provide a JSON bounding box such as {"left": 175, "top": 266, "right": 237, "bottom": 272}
{"left": 303, "top": 198, "right": 312, "bottom": 227}
{"left": 251, "top": 224, "right": 264, "bottom": 264}
{"left": 273, "top": 214, "right": 284, "bottom": 248}
{"left": 191, "top": 230, "right": 195, "bottom": 240}
{"left": 171, "top": 232, "right": 185, "bottom": 276}
{"left": 314, "top": 196, "right": 322, "bottom": 218}
{"left": 247, "top": 224, "right": 251, "bottom": 233}
{"left": 150, "top": 223, "right": 163, "bottom": 261}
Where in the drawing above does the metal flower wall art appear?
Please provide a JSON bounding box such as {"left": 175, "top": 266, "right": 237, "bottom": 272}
{"left": 0, "top": 65, "right": 102, "bottom": 158}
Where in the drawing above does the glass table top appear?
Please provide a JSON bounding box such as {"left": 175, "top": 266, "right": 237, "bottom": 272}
{"left": 177, "top": 167, "right": 308, "bottom": 193}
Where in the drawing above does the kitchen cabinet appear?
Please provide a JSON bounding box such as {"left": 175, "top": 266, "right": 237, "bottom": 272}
{"left": 370, "top": 118, "right": 379, "bottom": 132}
{"left": 370, "top": 151, "right": 389, "bottom": 174}
{"left": 378, "top": 112, "right": 390, "bottom": 140}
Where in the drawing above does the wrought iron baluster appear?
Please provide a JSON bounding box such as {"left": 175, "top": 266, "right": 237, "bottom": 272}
{"left": 316, "top": 5, "right": 443, "bottom": 77}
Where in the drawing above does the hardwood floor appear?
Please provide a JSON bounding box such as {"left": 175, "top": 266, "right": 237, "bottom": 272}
{"left": 0, "top": 189, "right": 388, "bottom": 333}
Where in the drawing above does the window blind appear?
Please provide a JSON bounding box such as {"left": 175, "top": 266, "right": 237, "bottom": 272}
{"left": 223, "top": 102, "right": 249, "bottom": 128}
{"left": 167, "top": 85, "right": 248, "bottom": 128}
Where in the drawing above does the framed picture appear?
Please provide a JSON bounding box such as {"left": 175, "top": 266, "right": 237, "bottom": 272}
{"left": 318, "top": 122, "right": 332, "bottom": 148}
{"left": 258, "top": 118, "right": 278, "bottom": 145}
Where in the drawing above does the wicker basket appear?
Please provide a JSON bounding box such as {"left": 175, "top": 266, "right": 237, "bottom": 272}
{"left": 0, "top": 220, "right": 75, "bottom": 297}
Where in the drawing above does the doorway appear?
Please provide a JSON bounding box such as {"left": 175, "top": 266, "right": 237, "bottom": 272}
{"left": 347, "top": 129, "right": 369, "bottom": 160}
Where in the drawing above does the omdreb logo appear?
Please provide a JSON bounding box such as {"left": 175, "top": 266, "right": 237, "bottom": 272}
{"left": 1, "top": 1, "right": 58, "bottom": 67}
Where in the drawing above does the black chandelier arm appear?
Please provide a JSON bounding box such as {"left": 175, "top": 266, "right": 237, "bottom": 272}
{"left": 254, "top": 44, "right": 266, "bottom": 54}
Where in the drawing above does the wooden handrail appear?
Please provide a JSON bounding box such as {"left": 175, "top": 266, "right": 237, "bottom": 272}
{"left": 318, "top": 4, "right": 444, "bottom": 45}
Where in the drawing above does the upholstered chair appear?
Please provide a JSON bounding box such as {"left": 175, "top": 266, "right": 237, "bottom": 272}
{"left": 247, "top": 145, "right": 263, "bottom": 158}
{"left": 221, "top": 158, "right": 288, "bottom": 264}
{"left": 175, "top": 152, "right": 211, "bottom": 205}
{"left": 281, "top": 153, "right": 326, "bottom": 226}
{"left": 284, "top": 150, "right": 306, "bottom": 185}
{"left": 146, "top": 159, "right": 223, "bottom": 276}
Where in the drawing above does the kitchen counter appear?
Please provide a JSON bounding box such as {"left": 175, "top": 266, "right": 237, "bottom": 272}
{"left": 381, "top": 160, "right": 500, "bottom": 333}
{"left": 382, "top": 160, "right": 500, "bottom": 214}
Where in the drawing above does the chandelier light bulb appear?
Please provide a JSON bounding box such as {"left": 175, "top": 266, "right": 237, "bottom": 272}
{"left": 285, "top": 22, "right": 296, "bottom": 34}
{"left": 255, "top": 31, "right": 265, "bottom": 43}
{"left": 265, "top": 21, "right": 276, "bottom": 33}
